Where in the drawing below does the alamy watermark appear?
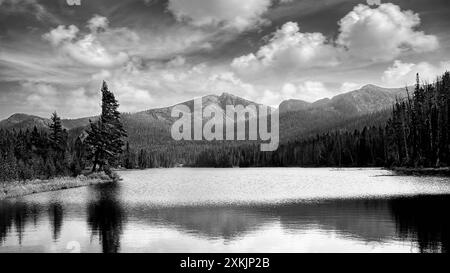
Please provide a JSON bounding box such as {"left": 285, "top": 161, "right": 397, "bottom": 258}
{"left": 171, "top": 98, "right": 279, "bottom": 151}
{"left": 66, "top": 0, "right": 81, "bottom": 6}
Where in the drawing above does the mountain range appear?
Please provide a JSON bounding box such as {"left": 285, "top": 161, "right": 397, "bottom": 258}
{"left": 279, "top": 84, "right": 405, "bottom": 114}
{"left": 0, "top": 84, "right": 407, "bottom": 147}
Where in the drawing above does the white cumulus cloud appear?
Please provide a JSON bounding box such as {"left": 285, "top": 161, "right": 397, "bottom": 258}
{"left": 43, "top": 25, "right": 79, "bottom": 46}
{"left": 337, "top": 3, "right": 439, "bottom": 61}
{"left": 87, "top": 14, "right": 109, "bottom": 32}
{"left": 231, "top": 22, "right": 339, "bottom": 73}
{"left": 62, "top": 34, "right": 129, "bottom": 68}
{"left": 43, "top": 15, "right": 135, "bottom": 68}
{"left": 231, "top": 2, "right": 439, "bottom": 85}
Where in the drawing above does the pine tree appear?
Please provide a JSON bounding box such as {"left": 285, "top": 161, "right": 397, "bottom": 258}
{"left": 49, "top": 112, "right": 66, "bottom": 152}
{"left": 138, "top": 149, "right": 147, "bottom": 169}
{"left": 48, "top": 111, "right": 69, "bottom": 175}
{"left": 123, "top": 142, "right": 135, "bottom": 169}
{"left": 70, "top": 137, "right": 86, "bottom": 176}
{"left": 86, "top": 81, "right": 127, "bottom": 171}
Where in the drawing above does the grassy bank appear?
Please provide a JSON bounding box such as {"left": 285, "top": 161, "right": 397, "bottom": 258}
{"left": 391, "top": 167, "right": 450, "bottom": 176}
{"left": 0, "top": 172, "right": 116, "bottom": 200}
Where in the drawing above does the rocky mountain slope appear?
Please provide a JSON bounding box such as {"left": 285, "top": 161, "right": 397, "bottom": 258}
{"left": 279, "top": 84, "right": 406, "bottom": 115}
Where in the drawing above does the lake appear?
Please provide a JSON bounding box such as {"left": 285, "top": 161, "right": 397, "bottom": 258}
{"left": 1, "top": 168, "right": 449, "bottom": 253}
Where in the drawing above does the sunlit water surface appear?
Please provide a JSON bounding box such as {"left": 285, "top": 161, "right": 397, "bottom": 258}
{"left": 1, "top": 168, "right": 449, "bottom": 253}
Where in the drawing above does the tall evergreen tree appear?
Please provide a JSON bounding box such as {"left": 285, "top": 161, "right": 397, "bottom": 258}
{"left": 49, "top": 112, "right": 66, "bottom": 153}
{"left": 123, "top": 142, "right": 135, "bottom": 169}
{"left": 86, "top": 81, "right": 127, "bottom": 171}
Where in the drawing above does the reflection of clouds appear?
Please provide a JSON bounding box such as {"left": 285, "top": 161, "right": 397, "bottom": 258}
{"left": 126, "top": 200, "right": 397, "bottom": 244}
{"left": 276, "top": 201, "right": 397, "bottom": 242}
{"left": 140, "top": 206, "right": 274, "bottom": 241}
{"left": 112, "top": 220, "right": 414, "bottom": 253}
{"left": 83, "top": 196, "right": 450, "bottom": 252}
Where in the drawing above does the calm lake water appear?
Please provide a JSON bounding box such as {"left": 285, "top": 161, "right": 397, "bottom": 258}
{"left": 1, "top": 168, "right": 450, "bottom": 253}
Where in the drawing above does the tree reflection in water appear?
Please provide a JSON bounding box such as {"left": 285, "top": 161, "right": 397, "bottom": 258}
{"left": 389, "top": 195, "right": 450, "bottom": 253}
{"left": 48, "top": 202, "right": 63, "bottom": 242}
{"left": 0, "top": 201, "right": 41, "bottom": 246}
{"left": 87, "top": 182, "right": 125, "bottom": 253}
{"left": 0, "top": 194, "right": 449, "bottom": 253}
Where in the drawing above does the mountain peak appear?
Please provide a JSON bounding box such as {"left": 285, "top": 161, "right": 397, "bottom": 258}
{"left": 6, "top": 113, "right": 46, "bottom": 123}
{"left": 217, "top": 92, "right": 259, "bottom": 108}
{"left": 8, "top": 113, "right": 36, "bottom": 119}
{"left": 219, "top": 92, "right": 235, "bottom": 98}
{"left": 361, "top": 84, "right": 379, "bottom": 89}
{"left": 359, "top": 84, "right": 402, "bottom": 92}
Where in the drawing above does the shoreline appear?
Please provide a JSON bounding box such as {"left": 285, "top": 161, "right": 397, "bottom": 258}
{"left": 390, "top": 167, "right": 450, "bottom": 176}
{"left": 0, "top": 172, "right": 114, "bottom": 200}
{"left": 118, "top": 166, "right": 450, "bottom": 176}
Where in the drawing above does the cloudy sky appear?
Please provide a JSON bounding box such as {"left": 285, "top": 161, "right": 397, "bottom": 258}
{"left": 0, "top": 0, "right": 449, "bottom": 119}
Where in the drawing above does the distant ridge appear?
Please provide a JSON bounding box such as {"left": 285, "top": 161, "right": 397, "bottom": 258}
{"left": 0, "top": 113, "right": 50, "bottom": 130}
{"left": 279, "top": 99, "right": 311, "bottom": 113}
{"left": 0, "top": 113, "right": 98, "bottom": 131}
{"left": 279, "top": 84, "right": 407, "bottom": 115}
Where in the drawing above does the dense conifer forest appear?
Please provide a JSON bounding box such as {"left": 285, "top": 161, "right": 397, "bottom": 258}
{"left": 0, "top": 82, "right": 126, "bottom": 182}
{"left": 1, "top": 72, "right": 449, "bottom": 181}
